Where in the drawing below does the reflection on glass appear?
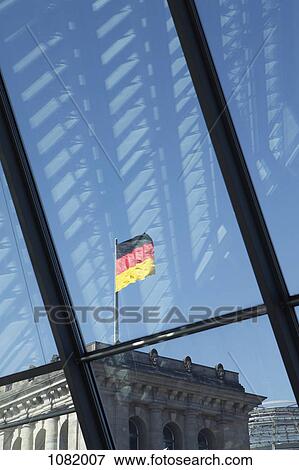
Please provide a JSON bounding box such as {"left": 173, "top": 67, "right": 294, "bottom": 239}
{"left": 197, "top": 0, "right": 299, "bottom": 294}
{"left": 0, "top": 163, "right": 57, "bottom": 376}
{"left": 91, "top": 316, "right": 298, "bottom": 449}
{"left": 0, "top": 369, "right": 86, "bottom": 450}
{"left": 249, "top": 404, "right": 299, "bottom": 449}
{"left": 0, "top": 0, "right": 262, "bottom": 346}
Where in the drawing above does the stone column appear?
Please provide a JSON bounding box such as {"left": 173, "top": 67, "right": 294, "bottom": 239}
{"left": 0, "top": 430, "right": 4, "bottom": 450}
{"left": 149, "top": 406, "right": 163, "bottom": 450}
{"left": 114, "top": 400, "right": 130, "bottom": 449}
{"left": 8, "top": 429, "right": 16, "bottom": 449}
{"left": 217, "top": 417, "right": 235, "bottom": 449}
{"left": 234, "top": 418, "right": 250, "bottom": 449}
{"left": 68, "top": 413, "right": 78, "bottom": 450}
{"left": 3, "top": 429, "right": 13, "bottom": 450}
{"left": 184, "top": 410, "right": 198, "bottom": 449}
{"left": 45, "top": 417, "right": 59, "bottom": 450}
{"left": 21, "top": 424, "right": 34, "bottom": 450}
{"left": 78, "top": 425, "right": 87, "bottom": 450}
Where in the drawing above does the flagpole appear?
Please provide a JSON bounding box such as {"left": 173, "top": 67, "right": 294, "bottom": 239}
{"left": 114, "top": 237, "right": 119, "bottom": 344}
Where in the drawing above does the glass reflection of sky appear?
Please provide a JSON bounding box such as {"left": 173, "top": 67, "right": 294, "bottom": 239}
{"left": 0, "top": 0, "right": 261, "bottom": 341}
{"left": 197, "top": 0, "right": 299, "bottom": 294}
{"left": 0, "top": 164, "right": 57, "bottom": 375}
{"left": 0, "top": 0, "right": 294, "bottom": 401}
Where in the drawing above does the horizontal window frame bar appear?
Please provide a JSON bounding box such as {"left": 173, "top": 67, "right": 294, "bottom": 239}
{"left": 0, "top": 407, "right": 75, "bottom": 431}
{"left": 82, "top": 304, "right": 267, "bottom": 362}
{"left": 288, "top": 294, "right": 299, "bottom": 308}
{"left": 0, "top": 361, "right": 62, "bottom": 388}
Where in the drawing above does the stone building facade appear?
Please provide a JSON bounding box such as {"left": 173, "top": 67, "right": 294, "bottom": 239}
{"left": 0, "top": 343, "right": 264, "bottom": 450}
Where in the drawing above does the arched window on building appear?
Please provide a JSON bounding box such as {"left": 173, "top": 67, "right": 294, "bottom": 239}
{"left": 35, "top": 428, "right": 46, "bottom": 450}
{"left": 12, "top": 436, "right": 22, "bottom": 450}
{"left": 129, "top": 417, "right": 147, "bottom": 450}
{"left": 163, "top": 423, "right": 182, "bottom": 450}
{"left": 59, "top": 419, "right": 69, "bottom": 450}
{"left": 129, "top": 418, "right": 139, "bottom": 450}
{"left": 198, "top": 431, "right": 209, "bottom": 449}
{"left": 198, "top": 428, "right": 215, "bottom": 450}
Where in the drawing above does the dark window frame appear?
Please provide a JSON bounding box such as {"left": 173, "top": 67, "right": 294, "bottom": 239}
{"left": 0, "top": 0, "right": 298, "bottom": 450}
{"left": 167, "top": 0, "right": 299, "bottom": 404}
{"left": 0, "top": 73, "right": 114, "bottom": 450}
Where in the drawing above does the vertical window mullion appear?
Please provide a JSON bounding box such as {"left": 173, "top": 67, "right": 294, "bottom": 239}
{"left": 167, "top": 0, "right": 299, "bottom": 404}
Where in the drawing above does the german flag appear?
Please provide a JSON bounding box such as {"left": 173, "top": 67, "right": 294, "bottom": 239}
{"left": 115, "top": 233, "right": 155, "bottom": 292}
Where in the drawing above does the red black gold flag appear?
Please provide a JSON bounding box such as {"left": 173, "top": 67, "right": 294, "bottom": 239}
{"left": 115, "top": 233, "right": 155, "bottom": 292}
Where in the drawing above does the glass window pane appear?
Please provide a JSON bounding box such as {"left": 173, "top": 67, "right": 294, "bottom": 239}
{"left": 0, "top": 0, "right": 262, "bottom": 347}
{"left": 0, "top": 163, "right": 57, "bottom": 376}
{"left": 0, "top": 370, "right": 86, "bottom": 450}
{"left": 196, "top": 0, "right": 299, "bottom": 294}
{"left": 91, "top": 315, "right": 298, "bottom": 449}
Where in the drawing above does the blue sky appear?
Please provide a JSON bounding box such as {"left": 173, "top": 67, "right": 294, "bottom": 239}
{"left": 0, "top": 0, "right": 297, "bottom": 404}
